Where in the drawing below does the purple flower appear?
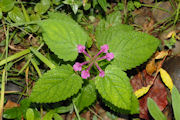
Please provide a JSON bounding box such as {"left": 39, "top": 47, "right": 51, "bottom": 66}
{"left": 81, "top": 70, "right": 90, "bottom": 79}
{"left": 73, "top": 62, "right": 82, "bottom": 71}
{"left": 77, "top": 45, "right": 85, "bottom": 53}
{"left": 106, "top": 52, "right": 114, "bottom": 61}
{"left": 74, "top": 44, "right": 114, "bottom": 79}
{"left": 100, "top": 44, "right": 109, "bottom": 53}
{"left": 99, "top": 71, "right": 105, "bottom": 77}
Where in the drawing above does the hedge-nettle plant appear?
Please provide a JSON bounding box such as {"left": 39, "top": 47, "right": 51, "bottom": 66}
{"left": 29, "top": 11, "right": 160, "bottom": 114}
{"left": 74, "top": 44, "right": 114, "bottom": 79}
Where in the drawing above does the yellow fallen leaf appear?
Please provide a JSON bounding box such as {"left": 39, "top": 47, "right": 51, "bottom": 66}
{"left": 135, "top": 85, "right": 151, "bottom": 98}
{"left": 159, "top": 68, "right": 173, "bottom": 92}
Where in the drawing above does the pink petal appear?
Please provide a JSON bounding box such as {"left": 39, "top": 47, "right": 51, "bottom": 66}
{"left": 99, "top": 71, "right": 105, "bottom": 77}
{"left": 73, "top": 62, "right": 82, "bottom": 71}
{"left": 100, "top": 44, "right": 109, "bottom": 53}
{"left": 77, "top": 45, "right": 85, "bottom": 53}
{"left": 106, "top": 52, "right": 114, "bottom": 61}
{"left": 81, "top": 70, "right": 90, "bottom": 79}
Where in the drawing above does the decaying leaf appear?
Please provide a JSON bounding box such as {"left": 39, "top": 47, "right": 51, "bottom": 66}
{"left": 159, "top": 68, "right": 173, "bottom": 92}
{"left": 131, "top": 70, "right": 167, "bottom": 119}
{"left": 155, "top": 51, "right": 168, "bottom": 59}
{"left": 146, "top": 58, "right": 156, "bottom": 75}
{"left": 4, "top": 100, "right": 20, "bottom": 109}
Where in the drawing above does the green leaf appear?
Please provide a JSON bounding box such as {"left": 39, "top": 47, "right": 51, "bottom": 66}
{"left": 53, "top": 113, "right": 63, "bottom": 120}
{"left": 26, "top": 108, "right": 34, "bottom": 120}
{"left": 0, "top": 0, "right": 14, "bottom": 12}
{"left": 97, "top": 0, "right": 107, "bottom": 12}
{"left": 127, "top": 1, "right": 135, "bottom": 11}
{"left": 74, "top": 81, "right": 97, "bottom": 112}
{"left": 0, "top": 8, "right": 2, "bottom": 19}
{"left": 8, "top": 7, "right": 25, "bottom": 23}
{"left": 134, "top": 1, "right": 141, "bottom": 8}
{"left": 172, "top": 86, "right": 180, "bottom": 120}
{"left": 43, "top": 111, "right": 54, "bottom": 120}
{"left": 54, "top": 104, "right": 73, "bottom": 114}
{"left": 130, "top": 94, "right": 139, "bottom": 114}
{"left": 95, "top": 65, "right": 133, "bottom": 110}
{"left": 96, "top": 27, "right": 160, "bottom": 71}
{"left": 30, "top": 65, "right": 83, "bottom": 103}
{"left": 147, "top": 98, "right": 167, "bottom": 120}
{"left": 93, "top": 0, "right": 98, "bottom": 8}
{"left": 95, "top": 11, "right": 132, "bottom": 39}
{"left": 3, "top": 99, "right": 31, "bottom": 119}
{"left": 34, "top": 0, "right": 50, "bottom": 14}
{"left": 39, "top": 13, "right": 89, "bottom": 61}
{"left": 3, "top": 107, "right": 22, "bottom": 119}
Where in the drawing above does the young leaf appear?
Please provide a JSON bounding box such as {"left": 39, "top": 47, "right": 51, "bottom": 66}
{"left": 26, "top": 108, "right": 34, "bottom": 120}
{"left": 96, "top": 28, "right": 160, "bottom": 71}
{"left": 95, "top": 65, "right": 133, "bottom": 110}
{"left": 74, "top": 81, "right": 97, "bottom": 112}
{"left": 43, "top": 111, "right": 54, "bottom": 120}
{"left": 159, "top": 68, "right": 173, "bottom": 92}
{"left": 34, "top": 0, "right": 50, "bottom": 14}
{"left": 0, "top": 0, "right": 14, "bottom": 12}
{"left": 97, "top": 0, "right": 107, "bottom": 12}
{"left": 39, "top": 13, "right": 89, "bottom": 61}
{"left": 8, "top": 7, "right": 25, "bottom": 23}
{"left": 172, "top": 86, "right": 180, "bottom": 120}
{"left": 30, "top": 65, "right": 83, "bottom": 103}
{"left": 147, "top": 98, "right": 167, "bottom": 120}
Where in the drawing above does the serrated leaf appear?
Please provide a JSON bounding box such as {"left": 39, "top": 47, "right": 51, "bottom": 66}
{"left": 74, "top": 81, "right": 97, "bottom": 112}
{"left": 39, "top": 13, "right": 89, "bottom": 61}
{"left": 172, "top": 86, "right": 180, "bottom": 120}
{"left": 95, "top": 65, "right": 133, "bottom": 110}
{"left": 30, "top": 65, "right": 83, "bottom": 103}
{"left": 0, "top": 0, "right": 14, "bottom": 12}
{"left": 147, "top": 98, "right": 167, "bottom": 120}
{"left": 135, "top": 85, "right": 151, "bottom": 98}
{"left": 159, "top": 68, "right": 173, "bottom": 92}
{"left": 8, "top": 7, "right": 25, "bottom": 23}
{"left": 96, "top": 28, "right": 160, "bottom": 71}
{"left": 95, "top": 11, "right": 130, "bottom": 38}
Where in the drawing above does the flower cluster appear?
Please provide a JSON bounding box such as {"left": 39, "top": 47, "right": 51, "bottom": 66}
{"left": 73, "top": 44, "right": 114, "bottom": 79}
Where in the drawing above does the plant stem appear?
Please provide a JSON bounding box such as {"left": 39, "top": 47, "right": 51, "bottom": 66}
{"left": 73, "top": 101, "right": 81, "bottom": 120}
{"left": 0, "top": 49, "right": 30, "bottom": 66}
{"left": 174, "top": 2, "right": 180, "bottom": 25}
{"left": 30, "top": 47, "right": 56, "bottom": 69}
{"left": 31, "top": 58, "right": 42, "bottom": 78}
{"left": 88, "top": 108, "right": 103, "bottom": 120}
{"left": 0, "top": 70, "right": 5, "bottom": 119}
{"left": 141, "top": 4, "right": 171, "bottom": 14}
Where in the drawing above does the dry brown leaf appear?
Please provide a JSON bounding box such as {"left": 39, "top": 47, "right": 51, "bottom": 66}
{"left": 155, "top": 51, "right": 169, "bottom": 59}
{"left": 4, "top": 100, "right": 20, "bottom": 109}
{"left": 146, "top": 58, "right": 156, "bottom": 75}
